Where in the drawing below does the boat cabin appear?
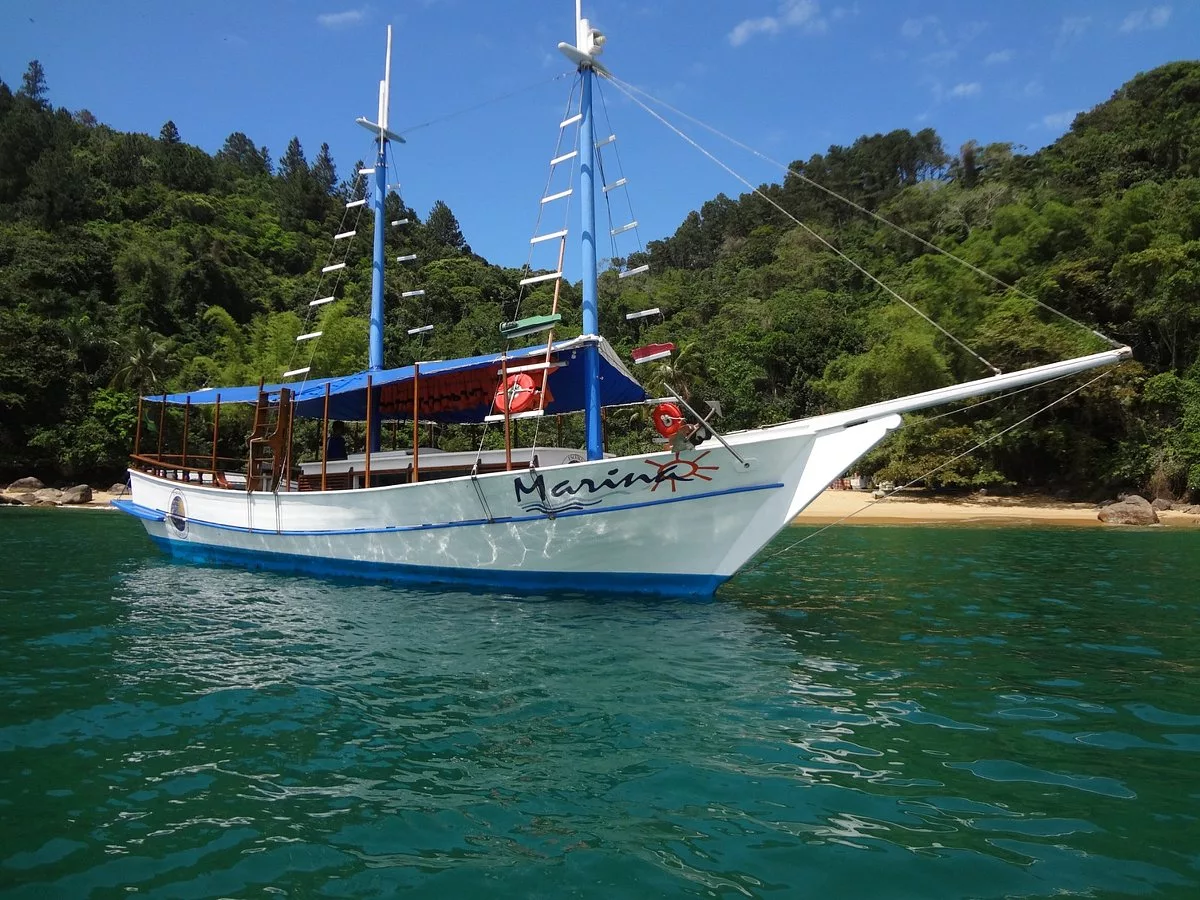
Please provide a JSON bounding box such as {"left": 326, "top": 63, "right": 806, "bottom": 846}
{"left": 129, "top": 336, "right": 645, "bottom": 493}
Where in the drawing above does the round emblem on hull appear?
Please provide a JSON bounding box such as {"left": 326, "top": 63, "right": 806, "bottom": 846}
{"left": 167, "top": 491, "right": 188, "bottom": 537}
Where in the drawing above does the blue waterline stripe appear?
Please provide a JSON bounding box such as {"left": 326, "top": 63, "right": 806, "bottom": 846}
{"left": 117, "top": 481, "right": 784, "bottom": 537}
{"left": 149, "top": 536, "right": 727, "bottom": 598}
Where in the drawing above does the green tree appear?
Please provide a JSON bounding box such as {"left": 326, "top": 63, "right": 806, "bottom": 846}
{"left": 18, "top": 60, "right": 48, "bottom": 105}
{"left": 426, "top": 200, "right": 469, "bottom": 253}
{"left": 216, "top": 131, "right": 271, "bottom": 177}
{"left": 109, "top": 327, "right": 174, "bottom": 394}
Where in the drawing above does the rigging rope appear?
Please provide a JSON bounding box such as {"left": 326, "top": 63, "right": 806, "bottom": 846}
{"left": 512, "top": 74, "right": 580, "bottom": 325}
{"left": 742, "top": 369, "right": 1115, "bottom": 571}
{"left": 284, "top": 167, "right": 371, "bottom": 386}
{"left": 607, "top": 74, "right": 1123, "bottom": 351}
{"left": 595, "top": 81, "right": 647, "bottom": 267}
{"left": 607, "top": 77, "right": 1002, "bottom": 376}
{"left": 396, "top": 73, "right": 571, "bottom": 136}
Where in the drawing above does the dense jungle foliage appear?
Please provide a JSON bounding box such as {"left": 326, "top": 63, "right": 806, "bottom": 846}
{"left": 1, "top": 59, "right": 1198, "bottom": 498}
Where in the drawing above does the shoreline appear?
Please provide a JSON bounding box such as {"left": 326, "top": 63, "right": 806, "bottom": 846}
{"left": 4, "top": 487, "right": 1198, "bottom": 528}
{"left": 794, "top": 490, "right": 1199, "bottom": 528}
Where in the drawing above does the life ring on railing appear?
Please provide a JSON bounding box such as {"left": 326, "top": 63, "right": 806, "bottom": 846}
{"left": 495, "top": 373, "right": 539, "bottom": 414}
{"left": 652, "top": 402, "right": 684, "bottom": 439}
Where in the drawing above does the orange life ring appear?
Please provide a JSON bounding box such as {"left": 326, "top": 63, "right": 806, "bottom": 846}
{"left": 495, "top": 373, "right": 539, "bottom": 414}
{"left": 652, "top": 402, "right": 684, "bottom": 439}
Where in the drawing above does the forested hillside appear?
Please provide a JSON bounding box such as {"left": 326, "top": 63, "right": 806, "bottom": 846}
{"left": 1, "top": 59, "right": 1198, "bottom": 498}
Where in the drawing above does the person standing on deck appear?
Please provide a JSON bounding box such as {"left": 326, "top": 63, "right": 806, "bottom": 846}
{"left": 326, "top": 421, "right": 348, "bottom": 461}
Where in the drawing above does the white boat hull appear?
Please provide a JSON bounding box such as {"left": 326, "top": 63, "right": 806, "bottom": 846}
{"left": 118, "top": 414, "right": 901, "bottom": 597}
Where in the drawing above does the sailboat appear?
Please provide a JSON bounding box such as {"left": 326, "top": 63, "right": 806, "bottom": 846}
{"left": 113, "top": 5, "right": 1130, "bottom": 597}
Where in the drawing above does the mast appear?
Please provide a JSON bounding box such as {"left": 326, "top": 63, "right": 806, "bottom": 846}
{"left": 369, "top": 26, "right": 391, "bottom": 373}
{"left": 559, "top": 2, "right": 608, "bottom": 461}
{"left": 356, "top": 26, "right": 405, "bottom": 451}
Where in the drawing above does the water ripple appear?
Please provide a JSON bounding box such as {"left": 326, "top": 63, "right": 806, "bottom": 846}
{"left": 0, "top": 513, "right": 1197, "bottom": 897}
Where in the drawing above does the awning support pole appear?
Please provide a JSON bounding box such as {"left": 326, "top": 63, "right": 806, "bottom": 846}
{"left": 156, "top": 395, "right": 166, "bottom": 461}
{"left": 181, "top": 398, "right": 190, "bottom": 480}
{"left": 412, "top": 362, "right": 421, "bottom": 483}
{"left": 321, "top": 383, "right": 330, "bottom": 492}
{"left": 365, "top": 375, "right": 373, "bottom": 488}
{"left": 502, "top": 354, "right": 512, "bottom": 471}
{"left": 211, "top": 396, "right": 221, "bottom": 480}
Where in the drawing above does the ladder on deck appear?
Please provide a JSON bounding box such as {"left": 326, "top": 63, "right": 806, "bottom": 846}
{"left": 246, "top": 388, "right": 295, "bottom": 492}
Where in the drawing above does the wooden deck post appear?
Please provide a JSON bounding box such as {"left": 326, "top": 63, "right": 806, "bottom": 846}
{"left": 283, "top": 390, "right": 295, "bottom": 491}
{"left": 364, "top": 375, "right": 373, "bottom": 488}
{"left": 321, "top": 382, "right": 330, "bottom": 492}
{"left": 502, "top": 354, "right": 512, "bottom": 472}
{"left": 134, "top": 397, "right": 143, "bottom": 457}
{"left": 211, "top": 395, "right": 221, "bottom": 481}
{"left": 181, "top": 398, "right": 190, "bottom": 480}
{"left": 412, "top": 363, "right": 420, "bottom": 483}
{"left": 156, "top": 395, "right": 166, "bottom": 463}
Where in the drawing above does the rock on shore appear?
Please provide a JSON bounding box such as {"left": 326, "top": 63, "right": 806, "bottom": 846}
{"left": 7, "top": 476, "right": 44, "bottom": 491}
{"left": 60, "top": 485, "right": 93, "bottom": 505}
{"left": 1098, "top": 494, "right": 1159, "bottom": 525}
{"left": 1, "top": 482, "right": 100, "bottom": 507}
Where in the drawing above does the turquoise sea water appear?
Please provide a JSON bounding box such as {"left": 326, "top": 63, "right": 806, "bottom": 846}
{"left": 0, "top": 508, "right": 1197, "bottom": 898}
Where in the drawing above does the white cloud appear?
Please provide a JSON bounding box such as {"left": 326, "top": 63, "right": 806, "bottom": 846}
{"left": 1042, "top": 109, "right": 1080, "bottom": 129}
{"left": 1059, "top": 15, "right": 1091, "bottom": 39}
{"left": 1119, "top": 5, "right": 1172, "bottom": 32}
{"left": 729, "top": 1, "right": 827, "bottom": 47}
{"left": 923, "top": 49, "right": 959, "bottom": 66}
{"left": 984, "top": 49, "right": 1013, "bottom": 65}
{"left": 950, "top": 82, "right": 981, "bottom": 99}
{"left": 317, "top": 9, "right": 365, "bottom": 28}
{"left": 901, "top": 15, "right": 938, "bottom": 39}
{"left": 957, "top": 21, "right": 989, "bottom": 43}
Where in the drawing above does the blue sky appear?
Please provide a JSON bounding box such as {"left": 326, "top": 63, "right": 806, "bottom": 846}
{"left": 2, "top": 1, "right": 1196, "bottom": 274}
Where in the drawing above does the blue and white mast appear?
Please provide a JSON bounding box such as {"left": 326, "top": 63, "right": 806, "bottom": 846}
{"left": 559, "top": 3, "right": 608, "bottom": 462}
{"left": 356, "top": 26, "right": 405, "bottom": 450}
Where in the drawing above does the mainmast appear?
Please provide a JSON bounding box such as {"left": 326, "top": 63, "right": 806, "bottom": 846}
{"left": 356, "top": 26, "right": 405, "bottom": 450}
{"left": 559, "top": 3, "right": 608, "bottom": 461}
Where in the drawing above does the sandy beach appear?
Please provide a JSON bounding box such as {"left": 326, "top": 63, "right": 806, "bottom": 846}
{"left": 795, "top": 489, "right": 1200, "bottom": 527}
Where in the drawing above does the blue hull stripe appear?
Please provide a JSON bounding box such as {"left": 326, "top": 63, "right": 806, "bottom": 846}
{"left": 149, "top": 537, "right": 727, "bottom": 598}
{"left": 111, "top": 499, "right": 166, "bottom": 522}
{"left": 117, "top": 481, "right": 784, "bottom": 538}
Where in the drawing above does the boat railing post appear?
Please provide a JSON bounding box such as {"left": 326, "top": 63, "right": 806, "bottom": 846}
{"left": 181, "top": 398, "right": 191, "bottom": 481}
{"left": 321, "top": 382, "right": 330, "bottom": 492}
{"left": 365, "top": 375, "right": 373, "bottom": 488}
{"left": 283, "top": 389, "right": 295, "bottom": 492}
{"left": 211, "top": 395, "right": 221, "bottom": 484}
{"left": 156, "top": 394, "right": 166, "bottom": 465}
{"left": 412, "top": 362, "right": 420, "bottom": 483}
{"left": 502, "top": 353, "right": 513, "bottom": 471}
{"left": 134, "top": 397, "right": 143, "bottom": 460}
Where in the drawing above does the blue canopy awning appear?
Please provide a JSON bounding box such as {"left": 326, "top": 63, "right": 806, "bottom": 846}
{"left": 148, "top": 336, "right": 648, "bottom": 424}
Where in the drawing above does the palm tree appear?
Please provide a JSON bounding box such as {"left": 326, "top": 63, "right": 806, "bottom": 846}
{"left": 645, "top": 341, "right": 708, "bottom": 401}
{"left": 109, "top": 326, "right": 174, "bottom": 393}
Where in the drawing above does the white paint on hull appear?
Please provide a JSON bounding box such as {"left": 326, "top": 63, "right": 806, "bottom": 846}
{"left": 126, "top": 415, "right": 902, "bottom": 592}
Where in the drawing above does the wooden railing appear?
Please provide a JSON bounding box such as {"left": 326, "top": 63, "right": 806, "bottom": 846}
{"left": 129, "top": 453, "right": 245, "bottom": 488}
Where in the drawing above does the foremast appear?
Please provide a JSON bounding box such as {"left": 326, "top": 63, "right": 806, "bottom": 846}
{"left": 355, "top": 26, "right": 405, "bottom": 450}
{"left": 559, "top": 3, "right": 609, "bottom": 461}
